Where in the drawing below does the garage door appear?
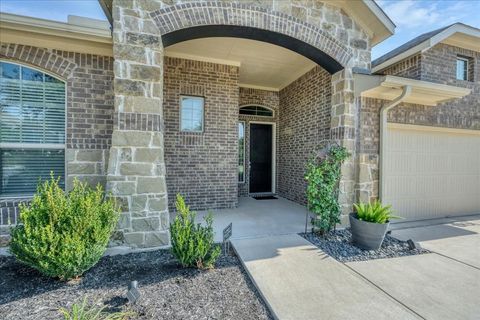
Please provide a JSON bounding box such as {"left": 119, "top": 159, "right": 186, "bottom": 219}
{"left": 384, "top": 124, "right": 480, "bottom": 221}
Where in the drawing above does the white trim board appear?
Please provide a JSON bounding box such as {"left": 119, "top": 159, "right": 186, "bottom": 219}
{"left": 388, "top": 123, "right": 480, "bottom": 136}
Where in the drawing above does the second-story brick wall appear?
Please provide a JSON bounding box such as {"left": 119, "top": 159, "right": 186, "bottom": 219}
{"left": 377, "top": 43, "right": 480, "bottom": 130}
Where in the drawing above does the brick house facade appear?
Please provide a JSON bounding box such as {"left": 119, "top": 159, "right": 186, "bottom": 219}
{"left": 1, "top": 1, "right": 477, "bottom": 248}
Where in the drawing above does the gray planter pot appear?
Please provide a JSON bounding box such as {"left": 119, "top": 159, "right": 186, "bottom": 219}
{"left": 349, "top": 213, "right": 389, "bottom": 250}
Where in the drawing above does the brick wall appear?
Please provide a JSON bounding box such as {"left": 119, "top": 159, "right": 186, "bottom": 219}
{"left": 0, "top": 44, "right": 114, "bottom": 229}
{"left": 278, "top": 66, "right": 332, "bottom": 205}
{"left": 163, "top": 57, "right": 239, "bottom": 211}
{"left": 381, "top": 54, "right": 422, "bottom": 79}
{"left": 238, "top": 87, "right": 280, "bottom": 197}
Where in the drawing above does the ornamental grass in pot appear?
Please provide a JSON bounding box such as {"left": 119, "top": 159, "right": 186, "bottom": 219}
{"left": 349, "top": 200, "right": 400, "bottom": 250}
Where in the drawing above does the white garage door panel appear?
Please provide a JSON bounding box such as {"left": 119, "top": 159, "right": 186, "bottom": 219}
{"left": 384, "top": 125, "right": 480, "bottom": 221}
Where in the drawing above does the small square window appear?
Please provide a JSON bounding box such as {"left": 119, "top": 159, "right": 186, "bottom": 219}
{"left": 180, "top": 96, "right": 204, "bottom": 132}
{"left": 456, "top": 57, "right": 468, "bottom": 81}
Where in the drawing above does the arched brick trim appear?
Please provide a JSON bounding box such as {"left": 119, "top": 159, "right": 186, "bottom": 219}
{"left": 150, "top": 2, "right": 352, "bottom": 73}
{"left": 0, "top": 43, "right": 77, "bottom": 80}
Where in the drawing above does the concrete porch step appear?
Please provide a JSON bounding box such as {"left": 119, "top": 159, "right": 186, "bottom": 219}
{"left": 232, "top": 234, "right": 419, "bottom": 320}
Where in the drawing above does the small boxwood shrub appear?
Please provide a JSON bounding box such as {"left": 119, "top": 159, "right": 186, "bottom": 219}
{"left": 10, "top": 175, "right": 119, "bottom": 280}
{"left": 170, "top": 194, "right": 220, "bottom": 269}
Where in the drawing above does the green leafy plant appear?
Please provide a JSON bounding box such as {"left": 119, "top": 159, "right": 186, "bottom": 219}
{"left": 305, "top": 145, "right": 350, "bottom": 234}
{"left": 10, "top": 174, "right": 119, "bottom": 280}
{"left": 353, "top": 200, "right": 401, "bottom": 224}
{"left": 59, "top": 297, "right": 133, "bottom": 320}
{"left": 170, "top": 194, "right": 221, "bottom": 269}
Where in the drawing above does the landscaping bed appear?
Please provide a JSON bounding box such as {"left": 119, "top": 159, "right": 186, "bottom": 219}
{"left": 0, "top": 249, "right": 272, "bottom": 320}
{"left": 302, "top": 229, "right": 430, "bottom": 262}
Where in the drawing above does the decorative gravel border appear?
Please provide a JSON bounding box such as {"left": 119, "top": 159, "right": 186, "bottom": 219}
{"left": 0, "top": 248, "right": 273, "bottom": 320}
{"left": 301, "top": 229, "right": 430, "bottom": 263}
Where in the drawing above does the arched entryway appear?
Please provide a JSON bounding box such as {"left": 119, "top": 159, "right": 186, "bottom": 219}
{"left": 107, "top": 0, "right": 362, "bottom": 247}
{"left": 151, "top": 2, "right": 351, "bottom": 74}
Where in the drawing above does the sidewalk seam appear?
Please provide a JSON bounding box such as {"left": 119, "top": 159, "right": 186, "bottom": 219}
{"left": 342, "top": 262, "right": 426, "bottom": 320}
{"left": 427, "top": 251, "right": 480, "bottom": 271}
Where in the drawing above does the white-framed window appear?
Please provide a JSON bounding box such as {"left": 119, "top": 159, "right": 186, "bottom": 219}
{"left": 0, "top": 61, "right": 66, "bottom": 196}
{"left": 456, "top": 57, "right": 468, "bottom": 81}
{"left": 238, "top": 121, "right": 245, "bottom": 183}
{"left": 239, "top": 105, "right": 273, "bottom": 117}
{"left": 180, "top": 96, "right": 204, "bottom": 132}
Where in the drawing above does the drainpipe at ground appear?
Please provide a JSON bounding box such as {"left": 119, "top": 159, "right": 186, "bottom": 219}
{"left": 379, "top": 85, "right": 412, "bottom": 201}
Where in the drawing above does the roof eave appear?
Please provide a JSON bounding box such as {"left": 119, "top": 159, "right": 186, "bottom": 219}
{"left": 373, "top": 23, "right": 480, "bottom": 73}
{"left": 354, "top": 74, "right": 471, "bottom": 106}
{"left": 98, "top": 0, "right": 113, "bottom": 25}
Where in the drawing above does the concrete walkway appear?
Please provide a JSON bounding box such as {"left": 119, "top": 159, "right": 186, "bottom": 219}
{"left": 232, "top": 234, "right": 419, "bottom": 320}
{"left": 232, "top": 217, "right": 480, "bottom": 320}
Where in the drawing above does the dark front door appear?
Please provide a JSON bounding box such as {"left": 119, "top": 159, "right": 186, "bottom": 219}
{"left": 249, "top": 123, "right": 273, "bottom": 193}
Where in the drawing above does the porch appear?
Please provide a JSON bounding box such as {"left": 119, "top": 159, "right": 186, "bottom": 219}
{"left": 194, "top": 197, "right": 307, "bottom": 242}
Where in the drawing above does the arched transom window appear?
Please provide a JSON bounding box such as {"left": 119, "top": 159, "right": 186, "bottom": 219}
{"left": 239, "top": 105, "right": 273, "bottom": 117}
{"left": 0, "top": 61, "right": 66, "bottom": 196}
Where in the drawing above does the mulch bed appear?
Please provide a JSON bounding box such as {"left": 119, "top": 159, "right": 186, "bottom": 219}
{"left": 302, "top": 229, "right": 430, "bottom": 263}
{"left": 0, "top": 249, "right": 272, "bottom": 320}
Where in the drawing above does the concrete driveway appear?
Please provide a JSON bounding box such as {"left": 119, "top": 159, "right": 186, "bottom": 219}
{"left": 391, "top": 216, "right": 480, "bottom": 269}
{"left": 348, "top": 216, "right": 480, "bottom": 320}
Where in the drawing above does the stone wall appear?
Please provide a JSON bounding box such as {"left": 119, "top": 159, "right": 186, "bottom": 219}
{"left": 238, "top": 87, "right": 279, "bottom": 197}
{"left": 163, "top": 57, "right": 239, "bottom": 210}
{"left": 106, "top": 0, "right": 169, "bottom": 248}
{"left": 278, "top": 66, "right": 332, "bottom": 205}
{"left": 0, "top": 43, "right": 114, "bottom": 231}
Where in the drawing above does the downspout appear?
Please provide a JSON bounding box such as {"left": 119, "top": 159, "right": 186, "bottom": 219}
{"left": 379, "top": 85, "right": 412, "bottom": 201}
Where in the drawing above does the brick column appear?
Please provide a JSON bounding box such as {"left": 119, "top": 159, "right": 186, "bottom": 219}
{"left": 330, "top": 68, "right": 356, "bottom": 224}
{"left": 107, "top": 0, "right": 169, "bottom": 248}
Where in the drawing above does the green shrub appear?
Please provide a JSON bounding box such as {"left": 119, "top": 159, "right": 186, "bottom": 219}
{"left": 353, "top": 200, "right": 401, "bottom": 224}
{"left": 170, "top": 194, "right": 220, "bottom": 269}
{"left": 59, "top": 297, "right": 133, "bottom": 320}
{"left": 10, "top": 175, "right": 119, "bottom": 280}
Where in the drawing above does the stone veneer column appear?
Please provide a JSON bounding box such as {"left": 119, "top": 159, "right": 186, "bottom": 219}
{"left": 107, "top": 0, "right": 169, "bottom": 248}
{"left": 330, "top": 68, "right": 356, "bottom": 223}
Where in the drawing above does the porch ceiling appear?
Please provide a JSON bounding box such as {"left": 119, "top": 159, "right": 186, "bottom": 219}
{"left": 164, "top": 37, "right": 316, "bottom": 91}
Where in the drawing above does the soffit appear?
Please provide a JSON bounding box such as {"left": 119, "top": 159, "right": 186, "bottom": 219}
{"left": 0, "top": 13, "right": 113, "bottom": 56}
{"left": 165, "top": 37, "right": 317, "bottom": 91}
{"left": 354, "top": 74, "right": 471, "bottom": 106}
{"left": 321, "top": 0, "right": 395, "bottom": 45}
{"left": 441, "top": 33, "right": 480, "bottom": 52}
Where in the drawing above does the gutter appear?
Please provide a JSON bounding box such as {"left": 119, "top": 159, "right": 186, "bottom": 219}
{"left": 379, "top": 85, "right": 412, "bottom": 201}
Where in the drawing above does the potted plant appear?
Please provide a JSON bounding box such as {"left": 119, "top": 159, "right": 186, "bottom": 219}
{"left": 349, "top": 200, "right": 400, "bottom": 250}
